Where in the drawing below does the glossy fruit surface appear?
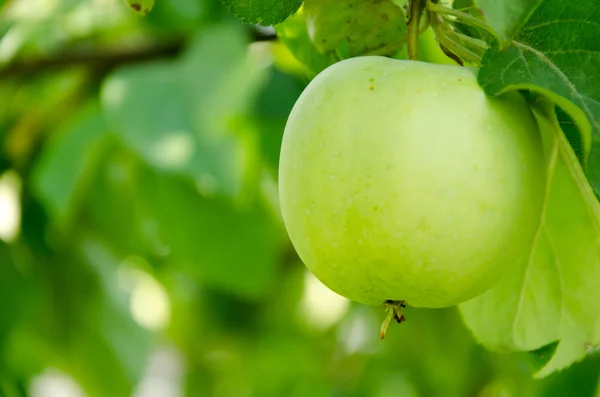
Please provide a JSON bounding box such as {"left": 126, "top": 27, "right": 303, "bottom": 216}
{"left": 279, "top": 56, "right": 545, "bottom": 308}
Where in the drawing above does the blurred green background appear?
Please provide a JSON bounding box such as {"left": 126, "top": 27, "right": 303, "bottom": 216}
{"left": 0, "top": 0, "right": 598, "bottom": 396}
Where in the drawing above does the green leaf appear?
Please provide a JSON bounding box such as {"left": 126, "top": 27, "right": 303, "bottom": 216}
{"left": 137, "top": 170, "right": 284, "bottom": 299}
{"left": 85, "top": 143, "right": 284, "bottom": 300}
{"left": 2, "top": 240, "right": 150, "bottom": 397}
{"left": 84, "top": 143, "right": 157, "bottom": 257}
{"left": 71, "top": 238, "right": 151, "bottom": 397}
{"left": 303, "top": 0, "right": 407, "bottom": 58}
{"left": 252, "top": 69, "right": 305, "bottom": 172}
{"left": 538, "top": 352, "right": 600, "bottom": 397}
{"left": 556, "top": 107, "right": 585, "bottom": 165}
{"left": 101, "top": 24, "right": 268, "bottom": 199}
{"left": 222, "top": 0, "right": 302, "bottom": 26}
{"left": 459, "top": 98, "right": 600, "bottom": 377}
{"left": 178, "top": 24, "right": 269, "bottom": 146}
{"left": 526, "top": 342, "right": 559, "bottom": 373}
{"left": 32, "top": 102, "right": 108, "bottom": 228}
{"left": 476, "top": 0, "right": 543, "bottom": 41}
{"left": 0, "top": 243, "right": 38, "bottom": 358}
{"left": 477, "top": 0, "right": 600, "bottom": 193}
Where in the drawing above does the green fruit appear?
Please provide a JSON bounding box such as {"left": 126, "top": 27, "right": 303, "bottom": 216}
{"left": 278, "top": 56, "right": 545, "bottom": 308}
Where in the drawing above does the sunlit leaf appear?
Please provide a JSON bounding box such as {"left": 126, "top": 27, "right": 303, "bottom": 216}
{"left": 460, "top": 98, "right": 600, "bottom": 377}
{"left": 477, "top": 0, "right": 600, "bottom": 193}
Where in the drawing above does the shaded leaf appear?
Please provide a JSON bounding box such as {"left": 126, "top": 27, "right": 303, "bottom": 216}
{"left": 137, "top": 169, "right": 284, "bottom": 299}
{"left": 556, "top": 107, "right": 584, "bottom": 164}
{"left": 537, "top": 352, "right": 600, "bottom": 397}
{"left": 0, "top": 243, "right": 38, "bottom": 362}
{"left": 527, "top": 342, "right": 559, "bottom": 373}
{"left": 222, "top": 0, "right": 302, "bottom": 26}
{"left": 252, "top": 68, "right": 305, "bottom": 172}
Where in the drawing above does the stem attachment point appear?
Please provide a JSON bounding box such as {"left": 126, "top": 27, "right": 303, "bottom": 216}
{"left": 380, "top": 300, "right": 407, "bottom": 339}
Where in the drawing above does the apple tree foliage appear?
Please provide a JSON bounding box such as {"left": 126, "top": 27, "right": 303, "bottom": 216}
{"left": 0, "top": 0, "right": 598, "bottom": 396}
{"left": 227, "top": 0, "right": 600, "bottom": 379}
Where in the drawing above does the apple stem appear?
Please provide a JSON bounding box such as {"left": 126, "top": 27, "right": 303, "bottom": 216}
{"left": 380, "top": 300, "right": 407, "bottom": 339}
{"left": 406, "top": 0, "right": 425, "bottom": 60}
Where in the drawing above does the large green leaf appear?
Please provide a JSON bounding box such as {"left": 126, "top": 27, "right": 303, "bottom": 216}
{"left": 85, "top": 143, "right": 284, "bottom": 300}
{"left": 101, "top": 23, "right": 268, "bottom": 199}
{"left": 477, "top": 0, "right": 600, "bottom": 194}
{"left": 137, "top": 170, "right": 284, "bottom": 300}
{"left": 303, "top": 0, "right": 407, "bottom": 59}
{"left": 477, "top": 0, "right": 543, "bottom": 42}
{"left": 222, "top": 0, "right": 302, "bottom": 25}
{"left": 460, "top": 99, "right": 600, "bottom": 377}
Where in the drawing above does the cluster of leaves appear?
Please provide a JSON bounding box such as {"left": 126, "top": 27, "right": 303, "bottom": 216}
{"left": 0, "top": 0, "right": 598, "bottom": 396}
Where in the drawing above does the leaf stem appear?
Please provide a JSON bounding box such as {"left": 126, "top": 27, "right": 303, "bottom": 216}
{"left": 429, "top": 13, "right": 480, "bottom": 64}
{"left": 426, "top": 0, "right": 496, "bottom": 36}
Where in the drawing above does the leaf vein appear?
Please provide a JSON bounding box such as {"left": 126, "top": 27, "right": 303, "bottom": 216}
{"left": 509, "top": 132, "right": 560, "bottom": 345}
{"left": 499, "top": 56, "right": 524, "bottom": 87}
{"left": 512, "top": 41, "right": 600, "bottom": 132}
{"left": 520, "top": 19, "right": 600, "bottom": 32}
{"left": 543, "top": 225, "right": 564, "bottom": 331}
{"left": 544, "top": 50, "right": 600, "bottom": 56}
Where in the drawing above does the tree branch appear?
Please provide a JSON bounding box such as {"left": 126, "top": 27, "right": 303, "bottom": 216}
{"left": 0, "top": 27, "right": 276, "bottom": 80}
{"left": 0, "top": 39, "right": 185, "bottom": 80}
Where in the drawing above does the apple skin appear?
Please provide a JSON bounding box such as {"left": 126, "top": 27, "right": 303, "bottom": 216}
{"left": 278, "top": 56, "right": 545, "bottom": 308}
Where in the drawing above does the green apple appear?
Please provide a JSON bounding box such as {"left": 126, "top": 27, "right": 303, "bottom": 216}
{"left": 278, "top": 56, "right": 546, "bottom": 308}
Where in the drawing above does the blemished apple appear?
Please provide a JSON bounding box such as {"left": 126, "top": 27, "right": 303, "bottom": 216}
{"left": 278, "top": 56, "right": 546, "bottom": 308}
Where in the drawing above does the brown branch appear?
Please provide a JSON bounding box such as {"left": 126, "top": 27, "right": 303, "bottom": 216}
{"left": 0, "top": 27, "right": 276, "bottom": 80}
{"left": 0, "top": 39, "right": 186, "bottom": 80}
